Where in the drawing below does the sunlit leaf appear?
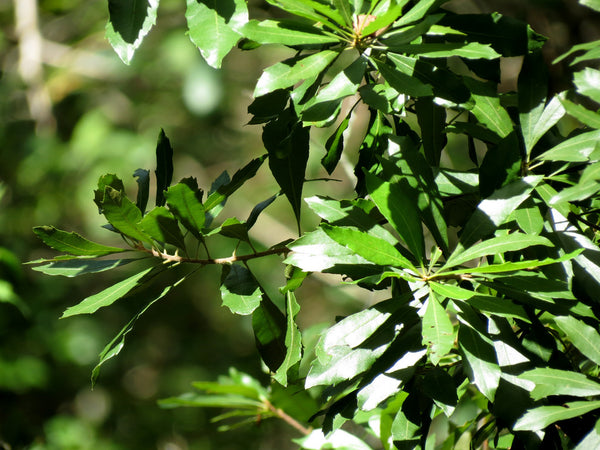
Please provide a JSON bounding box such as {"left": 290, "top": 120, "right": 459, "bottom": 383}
{"left": 554, "top": 316, "right": 600, "bottom": 366}
{"left": 520, "top": 368, "right": 600, "bottom": 401}
{"left": 165, "top": 179, "right": 205, "bottom": 240}
{"left": 220, "top": 265, "right": 262, "bottom": 315}
{"left": 33, "top": 226, "right": 126, "bottom": 256}
{"left": 273, "top": 292, "right": 302, "bottom": 386}
{"left": 514, "top": 401, "right": 600, "bottom": 431}
{"left": 422, "top": 293, "right": 454, "bottom": 365}
{"left": 140, "top": 207, "right": 186, "bottom": 250}
{"left": 241, "top": 19, "right": 339, "bottom": 45}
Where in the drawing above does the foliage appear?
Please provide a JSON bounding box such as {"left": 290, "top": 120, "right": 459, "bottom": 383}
{"left": 29, "top": 0, "right": 600, "bottom": 448}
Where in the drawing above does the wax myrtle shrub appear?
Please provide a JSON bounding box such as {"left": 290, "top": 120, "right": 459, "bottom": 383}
{"left": 30, "top": 0, "right": 600, "bottom": 448}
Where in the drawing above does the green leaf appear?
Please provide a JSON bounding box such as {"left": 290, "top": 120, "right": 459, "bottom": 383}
{"left": 94, "top": 173, "right": 125, "bottom": 211}
{"left": 240, "top": 19, "right": 339, "bottom": 46}
{"left": 185, "top": 0, "right": 248, "bottom": 69}
{"left": 520, "top": 368, "right": 600, "bottom": 401}
{"left": 422, "top": 293, "right": 454, "bottom": 365}
{"left": 575, "top": 418, "right": 600, "bottom": 450}
{"left": 459, "top": 176, "right": 542, "bottom": 247}
{"left": 204, "top": 155, "right": 266, "bottom": 211}
{"left": 285, "top": 228, "right": 372, "bottom": 272}
{"left": 513, "top": 198, "right": 544, "bottom": 235}
{"left": 458, "top": 325, "right": 501, "bottom": 401}
{"left": 372, "top": 56, "right": 434, "bottom": 98}
{"left": 140, "top": 207, "right": 186, "bottom": 250}
{"left": 415, "top": 97, "right": 446, "bottom": 167}
{"left": 554, "top": 316, "right": 600, "bottom": 366}
{"left": 265, "top": 0, "right": 345, "bottom": 27}
{"left": 549, "top": 162, "right": 600, "bottom": 204}
{"left": 365, "top": 172, "right": 425, "bottom": 264}
{"left": 332, "top": 0, "right": 353, "bottom": 26}
{"left": 294, "top": 429, "right": 374, "bottom": 450}
{"left": 133, "top": 168, "right": 150, "bottom": 214}
{"left": 61, "top": 266, "right": 159, "bottom": 318}
{"left": 273, "top": 292, "right": 302, "bottom": 386}
{"left": 580, "top": 0, "right": 600, "bottom": 12}
{"left": 554, "top": 39, "right": 600, "bottom": 66}
{"left": 220, "top": 265, "right": 262, "bottom": 316}
{"left": 165, "top": 179, "right": 205, "bottom": 240}
{"left": 254, "top": 50, "right": 338, "bottom": 98}
{"left": 561, "top": 96, "right": 600, "bottom": 129}
{"left": 574, "top": 67, "right": 600, "bottom": 104}
{"left": 33, "top": 226, "right": 126, "bottom": 256}
{"left": 32, "top": 259, "right": 137, "bottom": 277}
{"left": 514, "top": 401, "right": 600, "bottom": 431}
{"left": 106, "top": 0, "right": 159, "bottom": 64}
{"left": 101, "top": 187, "right": 153, "bottom": 243}
{"left": 464, "top": 77, "right": 513, "bottom": 139}
{"left": 395, "top": 0, "right": 437, "bottom": 27}
{"left": 321, "top": 114, "right": 350, "bottom": 174}
{"left": 535, "top": 130, "right": 600, "bottom": 162}
{"left": 155, "top": 129, "right": 174, "bottom": 207}
{"left": 246, "top": 192, "right": 280, "bottom": 230}
{"left": 386, "top": 42, "right": 500, "bottom": 59}
{"left": 321, "top": 224, "right": 417, "bottom": 271}
{"left": 443, "top": 233, "right": 553, "bottom": 269}
{"left": 252, "top": 295, "right": 287, "bottom": 372}
{"left": 263, "top": 110, "right": 309, "bottom": 230}
{"left": 158, "top": 393, "right": 262, "bottom": 409}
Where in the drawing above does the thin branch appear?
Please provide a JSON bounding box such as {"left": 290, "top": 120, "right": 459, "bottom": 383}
{"left": 264, "top": 399, "right": 312, "bottom": 436}
{"left": 142, "top": 246, "right": 289, "bottom": 265}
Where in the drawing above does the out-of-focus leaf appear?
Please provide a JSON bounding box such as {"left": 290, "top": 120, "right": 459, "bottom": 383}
{"left": 133, "top": 169, "right": 150, "bottom": 214}
{"left": 459, "top": 176, "right": 542, "bottom": 247}
{"left": 554, "top": 40, "right": 600, "bottom": 66}
{"left": 514, "top": 401, "right": 600, "bottom": 431}
{"left": 165, "top": 178, "right": 205, "bottom": 239}
{"left": 158, "top": 393, "right": 262, "bottom": 409}
{"left": 61, "top": 266, "right": 159, "bottom": 318}
{"left": 535, "top": 130, "right": 600, "bottom": 162}
{"left": 520, "top": 368, "right": 600, "bottom": 401}
{"left": 262, "top": 110, "right": 309, "bottom": 229}
{"left": 185, "top": 0, "right": 248, "bottom": 69}
{"left": 554, "top": 316, "right": 600, "bottom": 366}
{"left": 285, "top": 228, "right": 372, "bottom": 272}
{"left": 294, "top": 429, "right": 374, "bottom": 450}
{"left": 443, "top": 233, "right": 552, "bottom": 269}
{"left": 458, "top": 325, "right": 501, "bottom": 401}
{"left": 140, "top": 207, "right": 186, "bottom": 250}
{"left": 155, "top": 129, "right": 174, "bottom": 207}
{"left": 321, "top": 224, "right": 417, "bottom": 271}
{"left": 220, "top": 265, "right": 262, "bottom": 315}
{"left": 273, "top": 292, "right": 302, "bottom": 386}
{"left": 580, "top": 0, "right": 600, "bottom": 12}
{"left": 365, "top": 172, "right": 424, "bottom": 264}
{"left": 241, "top": 19, "right": 339, "bottom": 45}
{"left": 32, "top": 259, "right": 137, "bottom": 277}
{"left": 33, "top": 226, "right": 126, "bottom": 256}
{"left": 331, "top": 0, "right": 353, "bottom": 26}
{"left": 574, "top": 67, "right": 600, "bottom": 104}
{"left": 255, "top": 50, "right": 338, "bottom": 98}
{"left": 422, "top": 293, "right": 454, "bottom": 365}
{"left": 106, "top": 0, "right": 159, "bottom": 64}
{"left": 322, "top": 114, "right": 350, "bottom": 175}
{"left": 252, "top": 295, "right": 286, "bottom": 372}
{"left": 204, "top": 155, "right": 267, "bottom": 211}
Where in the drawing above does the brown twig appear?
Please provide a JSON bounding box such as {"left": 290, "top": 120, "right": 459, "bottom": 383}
{"left": 264, "top": 399, "right": 312, "bottom": 436}
{"left": 142, "top": 246, "right": 289, "bottom": 265}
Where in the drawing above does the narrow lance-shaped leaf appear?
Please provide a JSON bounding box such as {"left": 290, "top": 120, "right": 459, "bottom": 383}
{"left": 365, "top": 172, "right": 425, "bottom": 264}
{"left": 574, "top": 67, "right": 600, "bottom": 104}
{"left": 458, "top": 325, "right": 501, "bottom": 401}
{"left": 33, "top": 226, "right": 126, "bottom": 256}
{"left": 321, "top": 114, "right": 350, "bottom": 175}
{"left": 133, "top": 169, "right": 150, "bottom": 214}
{"left": 33, "top": 259, "right": 137, "bottom": 277}
{"left": 240, "top": 20, "right": 339, "bottom": 46}
{"left": 220, "top": 264, "right": 262, "bottom": 316}
{"left": 422, "top": 292, "right": 454, "bottom": 365}
{"left": 554, "top": 316, "right": 600, "bottom": 366}
{"left": 385, "top": 42, "right": 500, "bottom": 59}
{"left": 155, "top": 129, "right": 174, "bottom": 207}
{"left": 273, "top": 291, "right": 302, "bottom": 386}
{"left": 514, "top": 401, "right": 600, "bottom": 431}
{"left": 252, "top": 295, "right": 286, "bottom": 372}
{"left": 535, "top": 129, "right": 600, "bottom": 163}
{"left": 464, "top": 77, "right": 513, "bottom": 139}
{"left": 106, "top": 0, "right": 159, "bottom": 64}
{"left": 519, "top": 368, "right": 600, "bottom": 401}
{"left": 185, "top": 0, "right": 248, "bottom": 69}
{"left": 61, "top": 265, "right": 160, "bottom": 318}
{"left": 102, "top": 187, "right": 153, "bottom": 243}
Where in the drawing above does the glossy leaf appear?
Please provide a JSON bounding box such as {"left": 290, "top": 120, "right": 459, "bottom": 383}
{"left": 185, "top": 0, "right": 248, "bottom": 69}
{"left": 220, "top": 265, "right": 262, "bottom": 315}
{"left": 365, "top": 172, "right": 425, "bottom": 264}
{"left": 458, "top": 325, "right": 501, "bottom": 401}
{"left": 574, "top": 67, "right": 600, "bottom": 104}
{"left": 554, "top": 316, "right": 600, "bottom": 366}
{"left": 165, "top": 179, "right": 205, "bottom": 239}
{"left": 321, "top": 224, "right": 417, "bottom": 271}
{"left": 241, "top": 19, "right": 339, "bottom": 46}
{"left": 535, "top": 129, "right": 600, "bottom": 162}
{"left": 561, "top": 96, "right": 600, "bottom": 129}
{"left": 422, "top": 293, "right": 454, "bottom": 365}
{"left": 265, "top": 0, "right": 345, "bottom": 27}
{"left": 386, "top": 42, "right": 500, "bottom": 59}
{"left": 372, "top": 56, "right": 434, "bottom": 98}
{"left": 513, "top": 199, "right": 544, "bottom": 235}
{"left": 514, "top": 401, "right": 600, "bottom": 431}
{"left": 443, "top": 233, "right": 553, "bottom": 269}
{"left": 32, "top": 259, "right": 137, "bottom": 277}
{"left": 550, "top": 162, "right": 600, "bottom": 204}
{"left": 140, "top": 207, "right": 186, "bottom": 250}
{"left": 395, "top": 0, "right": 437, "bottom": 27}
{"left": 155, "top": 129, "right": 174, "bottom": 207}
{"left": 33, "top": 226, "right": 126, "bottom": 256}
{"left": 255, "top": 50, "right": 338, "bottom": 98}
{"left": 294, "top": 429, "right": 374, "bottom": 450}
{"left": 464, "top": 77, "right": 513, "bottom": 139}
{"left": 273, "top": 292, "right": 302, "bottom": 386}
{"left": 106, "top": 0, "right": 159, "bottom": 64}
{"left": 520, "top": 368, "right": 600, "bottom": 401}
{"left": 61, "top": 266, "right": 159, "bottom": 318}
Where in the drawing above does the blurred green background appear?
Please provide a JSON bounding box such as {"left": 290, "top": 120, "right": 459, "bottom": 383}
{"left": 0, "top": 0, "right": 598, "bottom": 448}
